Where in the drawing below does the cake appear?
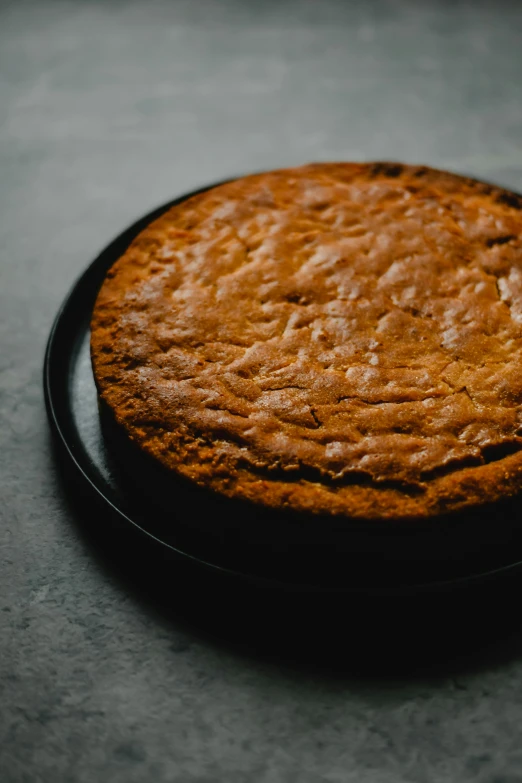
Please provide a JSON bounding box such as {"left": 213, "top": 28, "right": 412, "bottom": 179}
{"left": 90, "top": 162, "right": 522, "bottom": 522}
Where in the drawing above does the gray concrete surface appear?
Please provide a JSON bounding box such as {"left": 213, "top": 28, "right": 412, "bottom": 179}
{"left": 2, "top": 1, "right": 522, "bottom": 781}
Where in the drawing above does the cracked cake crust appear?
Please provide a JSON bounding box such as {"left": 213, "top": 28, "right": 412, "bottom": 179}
{"left": 91, "top": 162, "right": 522, "bottom": 520}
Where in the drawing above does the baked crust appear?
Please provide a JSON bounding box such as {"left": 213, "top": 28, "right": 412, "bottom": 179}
{"left": 91, "top": 162, "right": 522, "bottom": 520}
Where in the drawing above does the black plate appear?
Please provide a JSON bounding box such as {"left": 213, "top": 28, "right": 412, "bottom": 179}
{"left": 44, "top": 182, "right": 522, "bottom": 593}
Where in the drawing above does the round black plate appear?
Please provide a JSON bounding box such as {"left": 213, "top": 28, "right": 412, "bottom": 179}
{"left": 44, "top": 182, "right": 522, "bottom": 593}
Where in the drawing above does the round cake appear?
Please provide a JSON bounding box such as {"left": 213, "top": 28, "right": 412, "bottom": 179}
{"left": 91, "top": 162, "right": 522, "bottom": 521}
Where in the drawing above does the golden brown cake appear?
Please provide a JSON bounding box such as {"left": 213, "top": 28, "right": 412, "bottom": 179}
{"left": 90, "top": 162, "right": 522, "bottom": 521}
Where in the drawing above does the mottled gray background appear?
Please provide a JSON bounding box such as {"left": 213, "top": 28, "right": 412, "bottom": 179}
{"left": 2, "top": 1, "right": 522, "bottom": 781}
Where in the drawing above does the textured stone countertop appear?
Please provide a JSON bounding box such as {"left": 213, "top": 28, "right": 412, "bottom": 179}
{"left": 2, "top": 1, "right": 522, "bottom": 781}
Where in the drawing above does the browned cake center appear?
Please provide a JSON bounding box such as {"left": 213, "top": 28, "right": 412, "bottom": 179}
{"left": 91, "top": 163, "right": 522, "bottom": 519}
